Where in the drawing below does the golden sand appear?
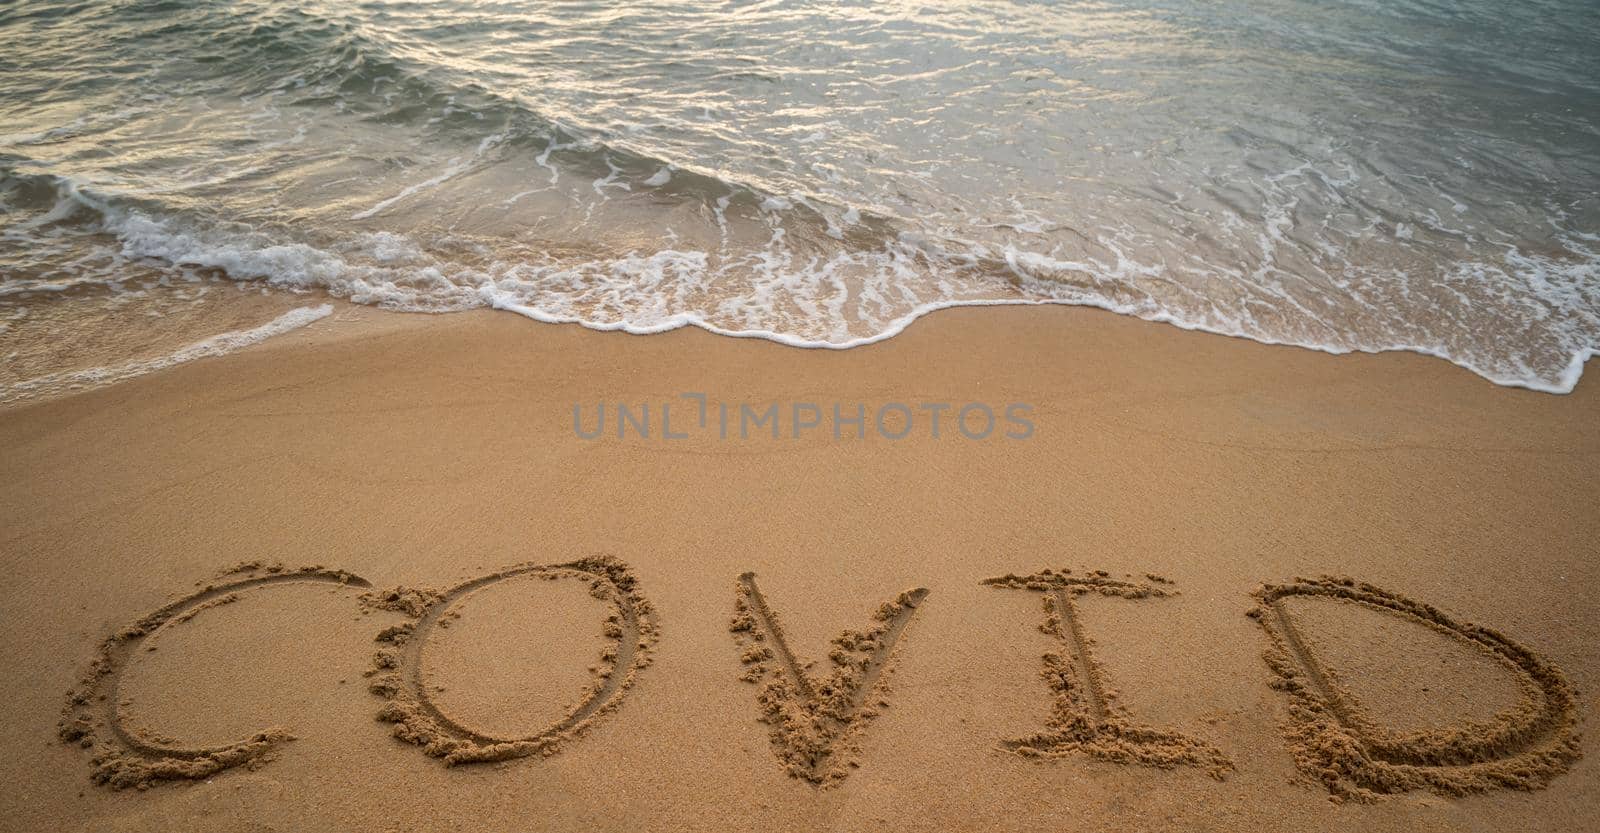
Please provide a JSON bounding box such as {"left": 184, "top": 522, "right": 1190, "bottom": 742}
{"left": 2, "top": 305, "right": 1596, "bottom": 831}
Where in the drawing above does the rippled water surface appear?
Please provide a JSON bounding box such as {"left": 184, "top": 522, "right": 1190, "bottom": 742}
{"left": 3, "top": 0, "right": 1598, "bottom": 393}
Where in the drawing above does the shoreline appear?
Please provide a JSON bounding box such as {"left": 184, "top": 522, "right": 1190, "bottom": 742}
{"left": 483, "top": 295, "right": 1600, "bottom": 395}
{"left": 2, "top": 303, "right": 1595, "bottom": 831}
{"left": 5, "top": 292, "right": 1597, "bottom": 410}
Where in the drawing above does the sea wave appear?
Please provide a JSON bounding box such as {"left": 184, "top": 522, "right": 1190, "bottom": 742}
{"left": 2, "top": 0, "right": 1597, "bottom": 394}
{"left": 4, "top": 166, "right": 1595, "bottom": 394}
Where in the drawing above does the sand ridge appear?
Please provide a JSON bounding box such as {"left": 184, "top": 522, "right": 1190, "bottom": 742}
{"left": 54, "top": 560, "right": 1586, "bottom": 805}
{"left": 1248, "top": 576, "right": 1583, "bottom": 801}
{"left": 55, "top": 562, "right": 1587, "bottom": 800}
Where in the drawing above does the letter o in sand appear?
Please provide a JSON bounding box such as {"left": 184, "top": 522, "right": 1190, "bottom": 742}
{"left": 366, "top": 556, "right": 659, "bottom": 765}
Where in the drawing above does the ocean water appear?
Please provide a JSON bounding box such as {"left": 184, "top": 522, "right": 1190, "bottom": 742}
{"left": 2, "top": 0, "right": 1597, "bottom": 398}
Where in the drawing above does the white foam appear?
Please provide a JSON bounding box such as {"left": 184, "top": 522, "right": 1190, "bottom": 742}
{"left": 13, "top": 172, "right": 1593, "bottom": 396}
{"left": 114, "top": 218, "right": 1600, "bottom": 395}
{"left": 0, "top": 304, "right": 333, "bottom": 405}
{"left": 643, "top": 166, "right": 673, "bottom": 187}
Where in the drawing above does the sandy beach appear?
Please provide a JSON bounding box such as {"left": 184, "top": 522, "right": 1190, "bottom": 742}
{"left": 0, "top": 305, "right": 1594, "bottom": 831}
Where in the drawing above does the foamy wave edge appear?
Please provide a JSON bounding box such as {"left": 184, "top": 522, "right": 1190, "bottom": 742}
{"left": 0, "top": 305, "right": 333, "bottom": 405}
{"left": 11, "top": 173, "right": 1595, "bottom": 396}
{"left": 114, "top": 194, "right": 1600, "bottom": 395}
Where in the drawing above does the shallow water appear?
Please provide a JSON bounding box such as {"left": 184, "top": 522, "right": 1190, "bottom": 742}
{"left": 2, "top": 0, "right": 1597, "bottom": 395}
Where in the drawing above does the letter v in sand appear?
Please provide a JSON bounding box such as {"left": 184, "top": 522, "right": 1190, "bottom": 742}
{"left": 729, "top": 572, "right": 928, "bottom": 784}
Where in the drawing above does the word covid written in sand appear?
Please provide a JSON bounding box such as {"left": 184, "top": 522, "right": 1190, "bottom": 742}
{"left": 60, "top": 561, "right": 1580, "bottom": 802}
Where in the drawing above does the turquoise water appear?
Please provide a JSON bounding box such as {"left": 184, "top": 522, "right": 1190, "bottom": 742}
{"left": 2, "top": 0, "right": 1597, "bottom": 390}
